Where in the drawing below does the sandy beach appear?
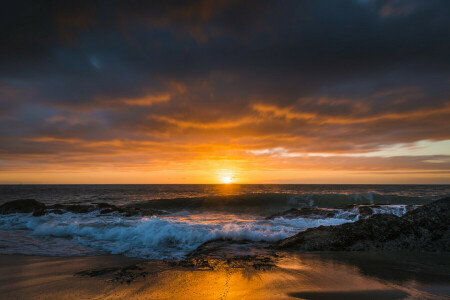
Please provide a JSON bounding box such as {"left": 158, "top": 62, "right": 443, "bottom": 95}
{"left": 1, "top": 252, "right": 449, "bottom": 299}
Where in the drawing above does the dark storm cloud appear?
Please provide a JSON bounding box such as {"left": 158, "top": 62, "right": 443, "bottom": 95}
{"left": 1, "top": 0, "right": 449, "bottom": 174}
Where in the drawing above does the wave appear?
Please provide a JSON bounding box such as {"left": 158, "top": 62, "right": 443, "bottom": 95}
{"left": 128, "top": 192, "right": 433, "bottom": 214}
{"left": 0, "top": 201, "right": 420, "bottom": 259}
{"left": 0, "top": 211, "right": 355, "bottom": 259}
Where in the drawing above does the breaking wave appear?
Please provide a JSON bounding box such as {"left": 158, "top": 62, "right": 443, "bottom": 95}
{"left": 0, "top": 203, "right": 416, "bottom": 259}
{"left": 0, "top": 212, "right": 354, "bottom": 259}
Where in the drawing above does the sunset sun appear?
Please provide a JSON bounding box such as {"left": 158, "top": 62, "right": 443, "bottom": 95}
{"left": 221, "top": 176, "right": 233, "bottom": 184}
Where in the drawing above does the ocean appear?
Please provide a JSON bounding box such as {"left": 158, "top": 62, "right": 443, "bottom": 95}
{"left": 1, "top": 184, "right": 449, "bottom": 259}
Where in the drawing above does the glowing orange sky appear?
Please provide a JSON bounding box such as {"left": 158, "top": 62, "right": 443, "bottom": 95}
{"left": 1, "top": 1, "right": 449, "bottom": 184}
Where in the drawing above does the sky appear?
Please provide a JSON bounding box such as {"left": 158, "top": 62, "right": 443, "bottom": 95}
{"left": 0, "top": 0, "right": 449, "bottom": 184}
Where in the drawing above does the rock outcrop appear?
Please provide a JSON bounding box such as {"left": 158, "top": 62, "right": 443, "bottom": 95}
{"left": 266, "top": 207, "right": 339, "bottom": 219}
{"left": 0, "top": 199, "right": 166, "bottom": 217}
{"left": 0, "top": 199, "right": 46, "bottom": 215}
{"left": 275, "top": 197, "right": 450, "bottom": 252}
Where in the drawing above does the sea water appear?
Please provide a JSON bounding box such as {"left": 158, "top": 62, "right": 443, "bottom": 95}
{"left": 0, "top": 184, "right": 448, "bottom": 259}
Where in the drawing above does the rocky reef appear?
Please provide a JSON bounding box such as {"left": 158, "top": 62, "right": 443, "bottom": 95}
{"left": 1, "top": 197, "right": 448, "bottom": 254}
{"left": 0, "top": 199, "right": 165, "bottom": 217}
{"left": 0, "top": 199, "right": 46, "bottom": 215}
{"left": 275, "top": 197, "right": 450, "bottom": 252}
{"left": 265, "top": 207, "right": 342, "bottom": 219}
{"left": 266, "top": 204, "right": 418, "bottom": 221}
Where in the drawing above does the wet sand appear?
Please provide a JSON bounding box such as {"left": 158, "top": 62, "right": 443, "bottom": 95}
{"left": 0, "top": 252, "right": 449, "bottom": 299}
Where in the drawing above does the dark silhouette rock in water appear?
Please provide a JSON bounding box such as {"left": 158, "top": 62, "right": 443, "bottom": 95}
{"left": 357, "top": 206, "right": 373, "bottom": 217}
{"left": 266, "top": 207, "right": 338, "bottom": 219}
{"left": 266, "top": 205, "right": 390, "bottom": 220}
{"left": 0, "top": 199, "right": 165, "bottom": 217}
{"left": 57, "top": 204, "right": 94, "bottom": 213}
{"left": 275, "top": 197, "right": 450, "bottom": 252}
{"left": 0, "top": 199, "right": 46, "bottom": 214}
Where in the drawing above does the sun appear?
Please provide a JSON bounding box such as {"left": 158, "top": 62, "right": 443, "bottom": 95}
{"left": 221, "top": 176, "right": 233, "bottom": 184}
{"left": 217, "top": 169, "right": 237, "bottom": 184}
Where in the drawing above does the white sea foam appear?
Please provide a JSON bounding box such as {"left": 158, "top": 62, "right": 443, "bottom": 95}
{"left": 0, "top": 204, "right": 416, "bottom": 259}
{"left": 0, "top": 212, "right": 357, "bottom": 259}
{"left": 371, "top": 205, "right": 411, "bottom": 217}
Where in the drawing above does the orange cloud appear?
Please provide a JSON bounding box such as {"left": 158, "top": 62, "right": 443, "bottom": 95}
{"left": 122, "top": 93, "right": 171, "bottom": 106}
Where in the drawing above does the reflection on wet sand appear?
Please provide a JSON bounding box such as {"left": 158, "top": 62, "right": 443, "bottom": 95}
{"left": 0, "top": 252, "right": 449, "bottom": 299}
{"left": 288, "top": 290, "right": 409, "bottom": 299}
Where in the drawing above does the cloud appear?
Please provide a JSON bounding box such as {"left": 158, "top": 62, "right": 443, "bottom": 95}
{"left": 0, "top": 0, "right": 449, "bottom": 182}
{"left": 121, "top": 93, "right": 171, "bottom": 106}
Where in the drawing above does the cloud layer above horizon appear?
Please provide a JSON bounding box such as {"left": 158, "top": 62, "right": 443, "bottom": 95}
{"left": 1, "top": 0, "right": 450, "bottom": 183}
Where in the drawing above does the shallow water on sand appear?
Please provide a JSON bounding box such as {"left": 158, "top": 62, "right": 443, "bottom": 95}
{"left": 0, "top": 252, "right": 448, "bottom": 299}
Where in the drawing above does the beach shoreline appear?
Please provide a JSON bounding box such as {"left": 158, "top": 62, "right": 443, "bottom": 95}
{"left": 1, "top": 251, "right": 449, "bottom": 299}
{"left": 1, "top": 192, "right": 449, "bottom": 298}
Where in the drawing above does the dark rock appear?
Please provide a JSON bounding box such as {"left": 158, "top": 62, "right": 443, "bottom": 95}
{"left": 266, "top": 207, "right": 338, "bottom": 220}
{"left": 406, "top": 204, "right": 418, "bottom": 212}
{"left": 64, "top": 205, "right": 94, "bottom": 213}
{"left": 32, "top": 209, "right": 46, "bottom": 217}
{"left": 357, "top": 206, "right": 373, "bottom": 216}
{"left": 342, "top": 204, "right": 358, "bottom": 209}
{"left": 95, "top": 203, "right": 118, "bottom": 209}
{"left": 49, "top": 203, "right": 102, "bottom": 214}
{"left": 94, "top": 203, "right": 127, "bottom": 213}
{"left": 167, "top": 258, "right": 213, "bottom": 269}
{"left": 252, "top": 262, "right": 275, "bottom": 270}
{"left": 123, "top": 208, "right": 166, "bottom": 217}
{"left": 47, "top": 204, "right": 67, "bottom": 210}
{"left": 75, "top": 267, "right": 119, "bottom": 277}
{"left": 276, "top": 214, "right": 412, "bottom": 251}
{"left": 75, "top": 264, "right": 148, "bottom": 284}
{"left": 338, "top": 203, "right": 376, "bottom": 209}
{"left": 166, "top": 255, "right": 276, "bottom": 271}
{"left": 1, "top": 200, "right": 165, "bottom": 217}
{"left": 140, "top": 208, "right": 166, "bottom": 216}
{"left": 43, "top": 202, "right": 164, "bottom": 216}
{"left": 0, "top": 199, "right": 46, "bottom": 214}
{"left": 274, "top": 197, "right": 450, "bottom": 252}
